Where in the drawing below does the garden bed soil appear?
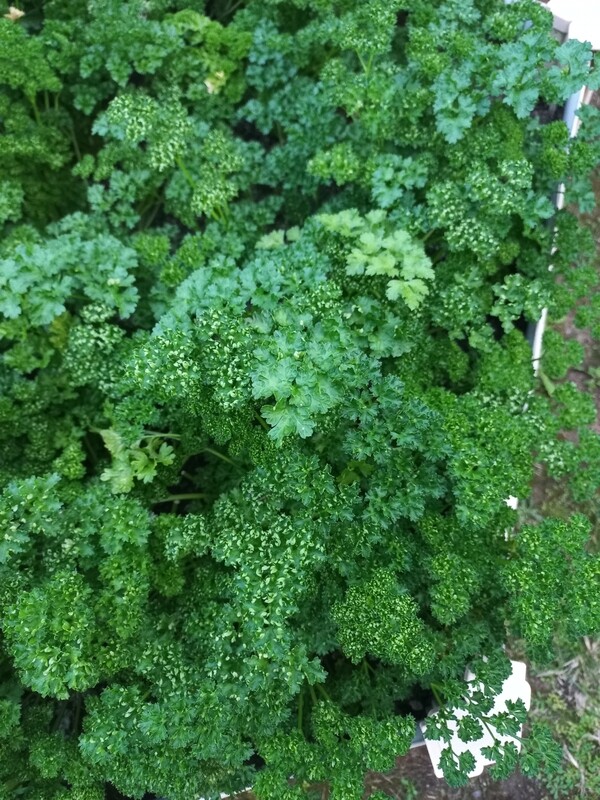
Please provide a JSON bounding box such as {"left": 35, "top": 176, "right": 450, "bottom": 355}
{"left": 364, "top": 747, "right": 548, "bottom": 800}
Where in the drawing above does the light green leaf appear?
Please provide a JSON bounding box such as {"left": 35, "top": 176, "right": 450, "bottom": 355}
{"left": 358, "top": 231, "right": 382, "bottom": 255}
{"left": 346, "top": 248, "right": 368, "bottom": 275}
{"left": 385, "top": 279, "right": 404, "bottom": 302}
{"left": 99, "top": 428, "right": 126, "bottom": 458}
{"left": 256, "top": 230, "right": 286, "bottom": 250}
{"left": 365, "top": 251, "right": 398, "bottom": 277}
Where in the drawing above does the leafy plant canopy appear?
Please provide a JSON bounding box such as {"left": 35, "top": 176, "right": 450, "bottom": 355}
{"left": 1, "top": 1, "right": 600, "bottom": 798}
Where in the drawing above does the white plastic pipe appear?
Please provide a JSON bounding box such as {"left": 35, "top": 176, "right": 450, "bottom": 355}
{"left": 532, "top": 84, "right": 587, "bottom": 376}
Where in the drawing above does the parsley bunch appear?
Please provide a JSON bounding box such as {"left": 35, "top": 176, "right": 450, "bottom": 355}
{"left": 1, "top": 1, "right": 600, "bottom": 798}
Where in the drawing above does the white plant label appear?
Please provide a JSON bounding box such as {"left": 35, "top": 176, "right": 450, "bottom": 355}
{"left": 420, "top": 660, "right": 532, "bottom": 780}
{"left": 545, "top": 0, "right": 600, "bottom": 51}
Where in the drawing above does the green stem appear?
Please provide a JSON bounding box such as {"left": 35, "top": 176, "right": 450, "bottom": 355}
{"left": 210, "top": 0, "right": 244, "bottom": 19}
{"left": 479, "top": 715, "right": 500, "bottom": 744}
{"left": 225, "top": 0, "right": 245, "bottom": 17}
{"left": 254, "top": 411, "right": 269, "bottom": 431}
{"left": 356, "top": 52, "right": 369, "bottom": 74}
{"left": 297, "top": 689, "right": 304, "bottom": 732}
{"left": 176, "top": 156, "right": 197, "bottom": 191}
{"left": 430, "top": 682, "right": 445, "bottom": 707}
{"left": 137, "top": 189, "right": 160, "bottom": 218}
{"left": 153, "top": 493, "right": 206, "bottom": 504}
{"left": 315, "top": 684, "right": 330, "bottom": 702}
{"left": 143, "top": 431, "right": 182, "bottom": 440}
{"left": 28, "top": 94, "right": 40, "bottom": 124}
{"left": 308, "top": 684, "right": 318, "bottom": 705}
{"left": 143, "top": 198, "right": 164, "bottom": 230}
{"left": 184, "top": 448, "right": 242, "bottom": 470}
{"left": 44, "top": 90, "right": 50, "bottom": 112}
{"left": 2, "top": 778, "right": 25, "bottom": 793}
{"left": 201, "top": 447, "right": 240, "bottom": 468}
{"left": 209, "top": 204, "right": 230, "bottom": 226}
{"left": 478, "top": 711, "right": 525, "bottom": 745}
{"left": 70, "top": 123, "right": 82, "bottom": 162}
{"left": 356, "top": 51, "right": 375, "bottom": 78}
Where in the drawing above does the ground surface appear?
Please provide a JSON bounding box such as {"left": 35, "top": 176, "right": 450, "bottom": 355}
{"left": 365, "top": 748, "right": 548, "bottom": 800}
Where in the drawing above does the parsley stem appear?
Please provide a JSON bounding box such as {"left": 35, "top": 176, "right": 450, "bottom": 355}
{"left": 254, "top": 411, "right": 269, "bottom": 431}
{"left": 2, "top": 778, "right": 24, "bottom": 793}
{"left": 143, "top": 431, "right": 182, "bottom": 440}
{"left": 210, "top": 0, "right": 245, "bottom": 19}
{"left": 185, "top": 447, "right": 242, "bottom": 469}
{"left": 356, "top": 51, "right": 375, "bottom": 78}
{"left": 226, "top": 0, "right": 245, "bottom": 17}
{"left": 176, "top": 156, "right": 197, "bottom": 191}
{"left": 297, "top": 688, "right": 304, "bottom": 732}
{"left": 28, "top": 94, "right": 41, "bottom": 124}
{"left": 479, "top": 715, "right": 500, "bottom": 743}
{"left": 70, "top": 123, "right": 82, "bottom": 162}
{"left": 316, "top": 684, "right": 330, "bottom": 701}
{"left": 143, "top": 193, "right": 165, "bottom": 230}
{"left": 431, "top": 682, "right": 445, "bottom": 707}
{"left": 202, "top": 446, "right": 239, "bottom": 468}
{"left": 209, "top": 204, "right": 230, "bottom": 226}
{"left": 478, "top": 710, "right": 525, "bottom": 744}
{"left": 153, "top": 493, "right": 206, "bottom": 503}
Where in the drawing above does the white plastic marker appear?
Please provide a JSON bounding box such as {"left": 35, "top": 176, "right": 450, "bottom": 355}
{"left": 545, "top": 0, "right": 600, "bottom": 52}
{"left": 420, "top": 661, "right": 532, "bottom": 780}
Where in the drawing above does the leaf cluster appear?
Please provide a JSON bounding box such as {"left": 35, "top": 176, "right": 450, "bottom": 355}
{"left": 0, "top": 1, "right": 599, "bottom": 798}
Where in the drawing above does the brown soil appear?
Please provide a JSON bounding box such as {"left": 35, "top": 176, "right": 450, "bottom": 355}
{"left": 365, "top": 747, "right": 548, "bottom": 800}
